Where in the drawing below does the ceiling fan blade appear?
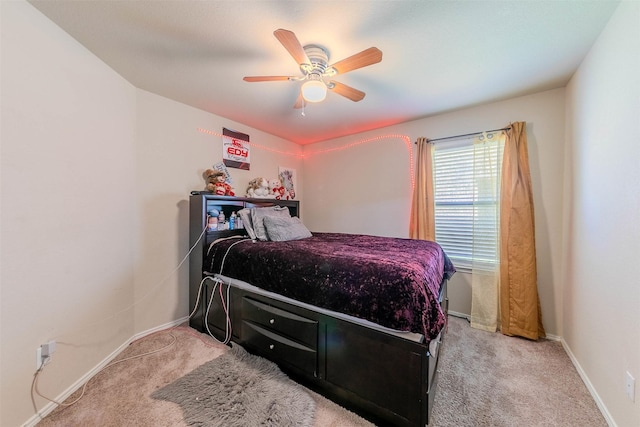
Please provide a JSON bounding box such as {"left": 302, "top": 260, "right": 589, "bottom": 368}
{"left": 243, "top": 76, "right": 291, "bottom": 82}
{"left": 329, "top": 81, "right": 366, "bottom": 102}
{"left": 274, "top": 29, "right": 310, "bottom": 66}
{"left": 293, "top": 92, "right": 304, "bottom": 109}
{"left": 328, "top": 47, "right": 382, "bottom": 75}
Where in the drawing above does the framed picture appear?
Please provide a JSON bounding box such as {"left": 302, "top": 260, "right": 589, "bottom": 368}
{"left": 278, "top": 167, "right": 297, "bottom": 200}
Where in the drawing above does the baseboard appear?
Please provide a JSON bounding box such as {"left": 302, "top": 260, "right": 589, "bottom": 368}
{"left": 22, "top": 316, "right": 189, "bottom": 427}
{"left": 446, "top": 313, "right": 614, "bottom": 426}
{"left": 130, "top": 316, "right": 189, "bottom": 342}
{"left": 559, "top": 338, "right": 617, "bottom": 427}
{"left": 448, "top": 312, "right": 563, "bottom": 341}
{"left": 544, "top": 332, "right": 561, "bottom": 341}
{"left": 448, "top": 310, "right": 470, "bottom": 321}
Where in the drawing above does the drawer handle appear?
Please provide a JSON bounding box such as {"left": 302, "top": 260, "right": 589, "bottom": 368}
{"left": 269, "top": 344, "right": 275, "bottom": 350}
{"left": 269, "top": 318, "right": 275, "bottom": 324}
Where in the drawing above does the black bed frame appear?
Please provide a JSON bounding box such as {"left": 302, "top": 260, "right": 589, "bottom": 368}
{"left": 188, "top": 193, "right": 448, "bottom": 426}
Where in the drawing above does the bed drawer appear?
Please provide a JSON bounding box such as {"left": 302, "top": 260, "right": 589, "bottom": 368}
{"left": 242, "top": 320, "right": 317, "bottom": 374}
{"left": 242, "top": 297, "right": 318, "bottom": 348}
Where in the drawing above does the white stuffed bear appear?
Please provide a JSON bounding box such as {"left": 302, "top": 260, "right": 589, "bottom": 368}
{"left": 246, "top": 177, "right": 273, "bottom": 198}
{"left": 268, "top": 177, "right": 290, "bottom": 200}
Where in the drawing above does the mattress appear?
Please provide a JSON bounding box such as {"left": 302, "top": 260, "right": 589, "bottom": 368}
{"left": 204, "top": 232, "right": 455, "bottom": 342}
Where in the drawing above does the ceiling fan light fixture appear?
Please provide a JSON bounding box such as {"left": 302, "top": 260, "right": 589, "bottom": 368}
{"left": 301, "top": 77, "right": 327, "bottom": 103}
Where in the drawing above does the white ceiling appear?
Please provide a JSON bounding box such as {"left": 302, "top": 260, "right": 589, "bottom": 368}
{"left": 28, "top": 0, "right": 619, "bottom": 145}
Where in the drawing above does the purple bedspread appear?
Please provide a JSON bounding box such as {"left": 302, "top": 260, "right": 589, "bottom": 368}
{"left": 204, "top": 232, "right": 455, "bottom": 342}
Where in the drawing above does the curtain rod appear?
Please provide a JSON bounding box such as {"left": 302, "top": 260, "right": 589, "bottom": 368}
{"left": 416, "top": 127, "right": 510, "bottom": 144}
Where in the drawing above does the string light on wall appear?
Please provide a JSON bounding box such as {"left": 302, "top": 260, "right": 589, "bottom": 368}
{"left": 197, "top": 128, "right": 304, "bottom": 158}
{"left": 197, "top": 128, "right": 415, "bottom": 189}
{"left": 302, "top": 134, "right": 415, "bottom": 190}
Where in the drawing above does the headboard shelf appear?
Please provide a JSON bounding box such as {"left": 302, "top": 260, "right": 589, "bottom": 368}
{"left": 188, "top": 193, "right": 300, "bottom": 328}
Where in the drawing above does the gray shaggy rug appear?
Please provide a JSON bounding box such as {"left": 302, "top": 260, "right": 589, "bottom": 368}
{"left": 151, "top": 343, "right": 315, "bottom": 426}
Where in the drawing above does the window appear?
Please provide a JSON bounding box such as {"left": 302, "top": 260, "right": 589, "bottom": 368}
{"left": 432, "top": 135, "right": 504, "bottom": 271}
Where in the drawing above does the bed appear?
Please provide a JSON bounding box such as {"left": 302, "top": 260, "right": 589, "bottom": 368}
{"left": 188, "top": 194, "right": 455, "bottom": 427}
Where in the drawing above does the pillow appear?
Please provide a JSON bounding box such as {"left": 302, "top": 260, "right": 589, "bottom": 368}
{"left": 251, "top": 206, "right": 291, "bottom": 241}
{"left": 263, "top": 216, "right": 312, "bottom": 242}
{"left": 237, "top": 208, "right": 256, "bottom": 240}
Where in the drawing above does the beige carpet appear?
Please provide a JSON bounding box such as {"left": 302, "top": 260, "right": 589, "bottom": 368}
{"left": 36, "top": 317, "right": 606, "bottom": 426}
{"left": 430, "top": 317, "right": 607, "bottom": 426}
{"left": 36, "top": 325, "right": 373, "bottom": 427}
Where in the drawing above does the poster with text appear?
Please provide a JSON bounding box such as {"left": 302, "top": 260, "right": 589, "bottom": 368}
{"left": 222, "top": 128, "right": 250, "bottom": 170}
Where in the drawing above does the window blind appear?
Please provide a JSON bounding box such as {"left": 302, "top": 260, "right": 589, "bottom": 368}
{"left": 433, "top": 139, "right": 503, "bottom": 271}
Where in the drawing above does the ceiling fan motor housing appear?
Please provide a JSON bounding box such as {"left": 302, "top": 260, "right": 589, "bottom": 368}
{"left": 301, "top": 45, "right": 334, "bottom": 76}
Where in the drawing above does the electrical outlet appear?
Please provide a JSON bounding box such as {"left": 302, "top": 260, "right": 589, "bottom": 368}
{"left": 625, "top": 371, "right": 635, "bottom": 401}
{"left": 42, "top": 340, "right": 56, "bottom": 358}
{"left": 36, "top": 341, "right": 56, "bottom": 370}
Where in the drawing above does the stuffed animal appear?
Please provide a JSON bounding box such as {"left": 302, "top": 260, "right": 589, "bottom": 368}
{"left": 268, "top": 178, "right": 290, "bottom": 200}
{"left": 246, "top": 177, "right": 272, "bottom": 198}
{"left": 203, "top": 169, "right": 234, "bottom": 196}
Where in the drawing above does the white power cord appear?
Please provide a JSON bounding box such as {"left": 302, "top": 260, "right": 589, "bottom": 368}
{"left": 33, "top": 230, "right": 250, "bottom": 414}
{"left": 32, "top": 329, "right": 177, "bottom": 410}
{"left": 32, "top": 225, "right": 209, "bottom": 413}
{"left": 192, "top": 237, "right": 252, "bottom": 345}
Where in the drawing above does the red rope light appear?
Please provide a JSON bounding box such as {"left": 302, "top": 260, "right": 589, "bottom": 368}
{"left": 197, "top": 128, "right": 415, "bottom": 189}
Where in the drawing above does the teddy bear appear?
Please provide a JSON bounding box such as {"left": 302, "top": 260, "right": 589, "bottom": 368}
{"left": 268, "top": 177, "right": 290, "bottom": 200}
{"left": 245, "top": 177, "right": 272, "bottom": 198}
{"left": 203, "top": 169, "right": 234, "bottom": 196}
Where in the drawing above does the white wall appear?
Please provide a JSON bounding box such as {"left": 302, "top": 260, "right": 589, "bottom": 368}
{"left": 0, "top": 3, "right": 303, "bottom": 426}
{"left": 133, "top": 89, "right": 303, "bottom": 333}
{"left": 563, "top": 1, "right": 640, "bottom": 426}
{"left": 302, "top": 134, "right": 414, "bottom": 236}
{"left": 303, "top": 88, "right": 566, "bottom": 336}
{"left": 1, "top": 2, "right": 137, "bottom": 426}
{"left": 3, "top": 0, "right": 638, "bottom": 426}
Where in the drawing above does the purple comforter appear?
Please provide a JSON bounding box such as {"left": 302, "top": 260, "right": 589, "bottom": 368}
{"left": 204, "top": 232, "right": 455, "bottom": 342}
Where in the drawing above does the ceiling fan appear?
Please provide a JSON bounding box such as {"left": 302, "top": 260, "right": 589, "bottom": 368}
{"left": 243, "top": 29, "right": 382, "bottom": 108}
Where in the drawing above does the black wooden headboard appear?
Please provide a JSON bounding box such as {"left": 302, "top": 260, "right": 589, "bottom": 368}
{"left": 188, "top": 193, "right": 300, "bottom": 327}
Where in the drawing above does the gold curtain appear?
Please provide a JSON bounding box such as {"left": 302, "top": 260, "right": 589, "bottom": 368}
{"left": 409, "top": 137, "right": 435, "bottom": 240}
{"left": 499, "top": 122, "right": 545, "bottom": 339}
